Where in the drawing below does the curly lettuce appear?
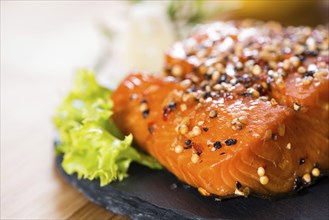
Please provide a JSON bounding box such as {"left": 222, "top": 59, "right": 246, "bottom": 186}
{"left": 54, "top": 70, "right": 161, "bottom": 186}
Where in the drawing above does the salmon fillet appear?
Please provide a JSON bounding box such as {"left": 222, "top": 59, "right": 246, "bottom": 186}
{"left": 112, "top": 21, "right": 329, "bottom": 197}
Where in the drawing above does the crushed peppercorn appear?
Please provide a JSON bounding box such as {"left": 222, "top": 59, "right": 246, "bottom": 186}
{"left": 299, "top": 158, "right": 305, "bottom": 165}
{"left": 142, "top": 109, "right": 150, "bottom": 118}
{"left": 213, "top": 141, "right": 222, "bottom": 150}
{"left": 225, "top": 139, "right": 237, "bottom": 146}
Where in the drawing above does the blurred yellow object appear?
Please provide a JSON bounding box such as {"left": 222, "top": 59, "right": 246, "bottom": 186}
{"left": 219, "top": 0, "right": 328, "bottom": 26}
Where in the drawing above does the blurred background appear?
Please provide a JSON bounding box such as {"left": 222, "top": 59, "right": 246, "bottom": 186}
{"left": 2, "top": 1, "right": 329, "bottom": 86}
{"left": 1, "top": 1, "right": 328, "bottom": 219}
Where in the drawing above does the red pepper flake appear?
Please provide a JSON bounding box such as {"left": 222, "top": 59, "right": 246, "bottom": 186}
{"left": 192, "top": 142, "right": 203, "bottom": 155}
{"left": 163, "top": 102, "right": 177, "bottom": 121}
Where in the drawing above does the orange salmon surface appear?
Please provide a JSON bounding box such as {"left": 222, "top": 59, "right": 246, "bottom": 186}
{"left": 113, "top": 21, "right": 328, "bottom": 197}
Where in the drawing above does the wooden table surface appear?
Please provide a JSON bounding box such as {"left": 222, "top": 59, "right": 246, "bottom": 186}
{"left": 0, "top": 3, "right": 127, "bottom": 218}
{"left": 1, "top": 72, "right": 128, "bottom": 219}
{"left": 1, "top": 2, "right": 130, "bottom": 218}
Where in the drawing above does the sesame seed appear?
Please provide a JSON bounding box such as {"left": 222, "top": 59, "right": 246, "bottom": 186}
{"left": 275, "top": 78, "right": 286, "bottom": 90}
{"left": 218, "top": 98, "right": 224, "bottom": 104}
{"left": 298, "top": 66, "right": 306, "bottom": 74}
{"left": 140, "top": 103, "right": 148, "bottom": 112}
{"left": 270, "top": 98, "right": 278, "bottom": 106}
{"left": 172, "top": 65, "right": 183, "bottom": 77}
{"left": 319, "top": 61, "right": 327, "bottom": 68}
{"left": 191, "top": 154, "right": 199, "bottom": 164}
{"left": 302, "top": 173, "right": 311, "bottom": 183}
{"left": 205, "top": 97, "right": 212, "bottom": 102}
{"left": 180, "top": 104, "right": 187, "bottom": 112}
{"left": 215, "top": 63, "right": 224, "bottom": 72}
{"left": 209, "top": 110, "right": 217, "bottom": 118}
{"left": 252, "top": 65, "right": 262, "bottom": 75}
{"left": 197, "top": 121, "right": 204, "bottom": 126}
{"left": 203, "top": 127, "right": 209, "bottom": 132}
{"left": 212, "top": 71, "right": 220, "bottom": 81}
{"left": 264, "top": 130, "right": 272, "bottom": 140}
{"left": 311, "top": 168, "right": 320, "bottom": 177}
{"left": 261, "top": 82, "right": 268, "bottom": 89}
{"left": 236, "top": 62, "right": 243, "bottom": 70}
{"left": 289, "top": 56, "right": 300, "bottom": 67}
{"left": 307, "top": 64, "right": 318, "bottom": 73}
{"left": 182, "top": 93, "right": 194, "bottom": 102}
{"left": 179, "top": 124, "right": 188, "bottom": 135}
{"left": 257, "top": 167, "right": 266, "bottom": 177}
{"left": 198, "top": 187, "right": 210, "bottom": 196}
{"left": 247, "top": 88, "right": 260, "bottom": 98}
{"left": 191, "top": 126, "right": 202, "bottom": 136}
{"left": 278, "top": 124, "right": 286, "bottom": 136}
{"left": 234, "top": 189, "right": 245, "bottom": 196}
{"left": 180, "top": 79, "right": 192, "bottom": 88}
{"left": 313, "top": 69, "right": 329, "bottom": 82}
{"left": 302, "top": 76, "right": 313, "bottom": 86}
{"left": 238, "top": 115, "right": 248, "bottom": 124}
{"left": 293, "top": 102, "right": 301, "bottom": 111}
{"left": 231, "top": 117, "right": 238, "bottom": 125}
{"left": 199, "top": 65, "right": 208, "bottom": 75}
{"left": 286, "top": 143, "right": 292, "bottom": 150}
{"left": 234, "top": 187, "right": 250, "bottom": 197}
{"left": 213, "top": 84, "right": 222, "bottom": 91}
{"left": 130, "top": 94, "right": 138, "bottom": 100}
{"left": 174, "top": 145, "right": 183, "bottom": 153}
{"left": 260, "top": 176, "right": 269, "bottom": 185}
{"left": 282, "top": 59, "right": 290, "bottom": 70}
{"left": 191, "top": 75, "right": 200, "bottom": 83}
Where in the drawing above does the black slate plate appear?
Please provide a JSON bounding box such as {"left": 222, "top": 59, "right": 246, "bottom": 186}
{"left": 55, "top": 155, "right": 329, "bottom": 220}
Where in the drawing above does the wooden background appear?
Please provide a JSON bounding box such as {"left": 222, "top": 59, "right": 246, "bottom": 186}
{"left": 1, "top": 72, "right": 128, "bottom": 219}
{"left": 1, "top": 2, "right": 129, "bottom": 218}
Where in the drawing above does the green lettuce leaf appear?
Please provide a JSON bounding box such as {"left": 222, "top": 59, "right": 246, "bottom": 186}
{"left": 54, "top": 69, "right": 162, "bottom": 186}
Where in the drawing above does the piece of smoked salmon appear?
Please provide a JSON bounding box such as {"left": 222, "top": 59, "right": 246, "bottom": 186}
{"left": 112, "top": 21, "right": 328, "bottom": 197}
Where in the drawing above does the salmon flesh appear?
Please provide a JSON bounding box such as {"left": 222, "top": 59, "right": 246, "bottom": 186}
{"left": 112, "top": 21, "right": 329, "bottom": 198}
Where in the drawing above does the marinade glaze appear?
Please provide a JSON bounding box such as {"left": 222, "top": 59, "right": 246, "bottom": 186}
{"left": 113, "top": 21, "right": 328, "bottom": 197}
